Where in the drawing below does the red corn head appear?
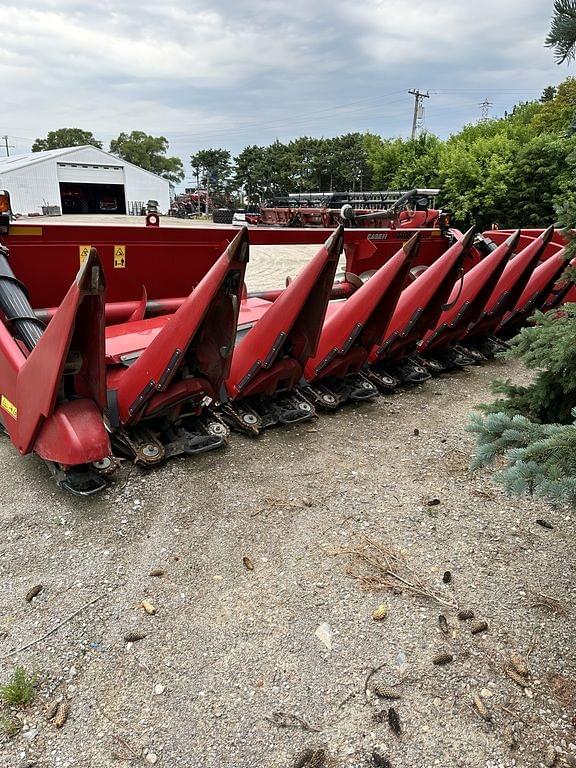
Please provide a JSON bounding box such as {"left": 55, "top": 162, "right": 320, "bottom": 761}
{"left": 106, "top": 228, "right": 249, "bottom": 426}
{"left": 497, "top": 244, "right": 568, "bottom": 334}
{"left": 463, "top": 225, "right": 555, "bottom": 341}
{"left": 304, "top": 233, "right": 419, "bottom": 383}
{"left": 369, "top": 227, "right": 476, "bottom": 365}
{"left": 225, "top": 226, "right": 342, "bottom": 400}
{"left": 419, "top": 230, "right": 520, "bottom": 353}
{"left": 0, "top": 247, "right": 111, "bottom": 465}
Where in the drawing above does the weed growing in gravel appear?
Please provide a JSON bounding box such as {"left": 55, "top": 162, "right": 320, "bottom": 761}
{"left": 0, "top": 666, "right": 37, "bottom": 707}
{"left": 0, "top": 713, "right": 21, "bottom": 737}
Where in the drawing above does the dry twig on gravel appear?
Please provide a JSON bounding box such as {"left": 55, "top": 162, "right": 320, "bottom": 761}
{"left": 364, "top": 662, "right": 388, "bottom": 700}
{"left": 527, "top": 588, "right": 567, "bottom": 614}
{"left": 1, "top": 592, "right": 111, "bottom": 660}
{"left": 335, "top": 536, "right": 457, "bottom": 609}
{"left": 264, "top": 711, "right": 320, "bottom": 732}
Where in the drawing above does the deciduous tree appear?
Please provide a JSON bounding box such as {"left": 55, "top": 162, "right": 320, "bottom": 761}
{"left": 32, "top": 128, "right": 102, "bottom": 152}
{"left": 110, "top": 131, "right": 184, "bottom": 184}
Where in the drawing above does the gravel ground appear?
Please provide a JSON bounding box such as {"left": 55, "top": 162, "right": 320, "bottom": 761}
{"left": 1, "top": 357, "right": 575, "bottom": 768}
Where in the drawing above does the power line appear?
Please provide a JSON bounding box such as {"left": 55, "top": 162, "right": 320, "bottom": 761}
{"left": 1, "top": 136, "right": 16, "bottom": 157}
{"left": 408, "top": 89, "right": 429, "bottom": 139}
{"left": 478, "top": 98, "right": 494, "bottom": 123}
{"left": 165, "top": 92, "right": 410, "bottom": 143}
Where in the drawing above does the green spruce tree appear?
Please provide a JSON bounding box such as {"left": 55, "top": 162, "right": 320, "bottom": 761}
{"left": 467, "top": 299, "right": 576, "bottom": 506}
{"left": 468, "top": 3, "right": 576, "bottom": 507}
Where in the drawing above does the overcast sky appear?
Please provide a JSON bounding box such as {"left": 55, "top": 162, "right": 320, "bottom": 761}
{"left": 1, "top": 0, "right": 568, "bottom": 185}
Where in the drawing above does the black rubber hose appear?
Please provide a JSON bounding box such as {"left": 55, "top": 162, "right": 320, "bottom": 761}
{"left": 0, "top": 245, "right": 45, "bottom": 351}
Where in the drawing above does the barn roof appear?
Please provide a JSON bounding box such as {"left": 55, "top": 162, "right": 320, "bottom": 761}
{"left": 0, "top": 146, "right": 169, "bottom": 183}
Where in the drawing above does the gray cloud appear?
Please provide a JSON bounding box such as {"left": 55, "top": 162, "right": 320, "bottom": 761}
{"left": 0, "top": 0, "right": 567, "bottom": 182}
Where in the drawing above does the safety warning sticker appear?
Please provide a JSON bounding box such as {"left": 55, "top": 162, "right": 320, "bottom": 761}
{"left": 79, "top": 245, "right": 91, "bottom": 267}
{"left": 114, "top": 245, "right": 126, "bottom": 268}
{"left": 1, "top": 395, "right": 17, "bottom": 419}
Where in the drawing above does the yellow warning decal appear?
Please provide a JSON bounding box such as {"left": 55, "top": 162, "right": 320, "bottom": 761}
{"left": 8, "top": 226, "right": 43, "bottom": 236}
{"left": 114, "top": 245, "right": 126, "bottom": 269}
{"left": 79, "top": 245, "right": 91, "bottom": 267}
{"left": 1, "top": 395, "right": 17, "bottom": 419}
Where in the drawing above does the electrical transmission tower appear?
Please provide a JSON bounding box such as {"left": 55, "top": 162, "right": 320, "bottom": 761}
{"left": 408, "top": 89, "right": 429, "bottom": 139}
{"left": 478, "top": 98, "right": 493, "bottom": 123}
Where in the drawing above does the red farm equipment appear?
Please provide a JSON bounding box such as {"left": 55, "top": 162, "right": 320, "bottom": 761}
{"left": 0, "top": 209, "right": 570, "bottom": 494}
{"left": 254, "top": 188, "right": 448, "bottom": 230}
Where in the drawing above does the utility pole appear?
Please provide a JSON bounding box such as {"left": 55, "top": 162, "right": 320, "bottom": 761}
{"left": 1, "top": 136, "right": 15, "bottom": 157}
{"left": 408, "top": 89, "right": 429, "bottom": 139}
{"left": 478, "top": 98, "right": 493, "bottom": 123}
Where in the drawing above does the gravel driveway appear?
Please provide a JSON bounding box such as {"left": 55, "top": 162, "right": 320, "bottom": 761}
{"left": 1, "top": 357, "right": 574, "bottom": 768}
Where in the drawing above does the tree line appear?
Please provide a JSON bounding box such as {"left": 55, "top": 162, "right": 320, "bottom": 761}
{"left": 188, "top": 78, "right": 576, "bottom": 229}
{"left": 32, "top": 75, "right": 576, "bottom": 228}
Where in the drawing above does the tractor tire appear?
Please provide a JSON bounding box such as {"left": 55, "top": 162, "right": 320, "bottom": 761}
{"left": 80, "top": 199, "right": 89, "bottom": 214}
{"left": 212, "top": 209, "right": 233, "bottom": 224}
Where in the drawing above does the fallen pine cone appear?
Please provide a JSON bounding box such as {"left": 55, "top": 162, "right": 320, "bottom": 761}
{"left": 372, "top": 751, "right": 392, "bottom": 768}
{"left": 470, "top": 620, "right": 488, "bottom": 635}
{"left": 442, "top": 571, "right": 452, "bottom": 583}
{"left": 308, "top": 749, "right": 326, "bottom": 768}
{"left": 293, "top": 748, "right": 314, "bottom": 768}
{"left": 25, "top": 585, "right": 43, "bottom": 602}
{"left": 509, "top": 653, "right": 528, "bottom": 677}
{"left": 544, "top": 745, "right": 557, "bottom": 767}
{"left": 433, "top": 651, "right": 453, "bottom": 666}
{"left": 372, "top": 684, "right": 401, "bottom": 700}
{"left": 372, "top": 605, "right": 388, "bottom": 621}
{"left": 505, "top": 668, "right": 530, "bottom": 688}
{"left": 124, "top": 631, "right": 146, "bottom": 643}
{"left": 473, "top": 694, "right": 491, "bottom": 721}
{"left": 388, "top": 707, "right": 401, "bottom": 736}
{"left": 242, "top": 556, "right": 254, "bottom": 571}
{"left": 457, "top": 609, "right": 474, "bottom": 621}
{"left": 148, "top": 568, "right": 165, "bottom": 577}
{"left": 54, "top": 701, "right": 70, "bottom": 729}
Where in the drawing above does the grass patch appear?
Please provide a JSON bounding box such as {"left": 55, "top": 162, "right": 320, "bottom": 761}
{"left": 0, "top": 666, "right": 37, "bottom": 707}
{"left": 0, "top": 713, "right": 21, "bottom": 737}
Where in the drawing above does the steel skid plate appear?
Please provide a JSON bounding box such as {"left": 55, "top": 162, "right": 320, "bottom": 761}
{"left": 302, "top": 373, "right": 378, "bottom": 410}
{"left": 218, "top": 390, "right": 315, "bottom": 435}
{"left": 112, "top": 413, "right": 230, "bottom": 465}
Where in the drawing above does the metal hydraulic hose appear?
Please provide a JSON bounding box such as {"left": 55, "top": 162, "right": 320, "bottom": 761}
{"left": 0, "top": 245, "right": 45, "bottom": 351}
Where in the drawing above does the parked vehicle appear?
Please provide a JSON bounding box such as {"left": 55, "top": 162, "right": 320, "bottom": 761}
{"left": 99, "top": 196, "right": 118, "bottom": 212}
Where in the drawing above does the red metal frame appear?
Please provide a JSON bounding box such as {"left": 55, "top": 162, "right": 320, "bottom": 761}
{"left": 0, "top": 248, "right": 110, "bottom": 464}
{"left": 0, "top": 217, "right": 570, "bottom": 490}
{"left": 462, "top": 226, "right": 555, "bottom": 342}
{"left": 304, "top": 234, "right": 417, "bottom": 383}
{"left": 2, "top": 223, "right": 454, "bottom": 309}
{"left": 369, "top": 228, "right": 476, "bottom": 364}
{"left": 419, "top": 231, "right": 520, "bottom": 353}
{"left": 226, "top": 228, "right": 342, "bottom": 400}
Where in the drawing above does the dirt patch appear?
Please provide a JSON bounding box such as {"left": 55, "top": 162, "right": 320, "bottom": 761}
{"left": 0, "top": 359, "right": 575, "bottom": 768}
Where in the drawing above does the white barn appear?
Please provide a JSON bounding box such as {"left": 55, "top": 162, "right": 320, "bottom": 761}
{"left": 0, "top": 145, "right": 171, "bottom": 216}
